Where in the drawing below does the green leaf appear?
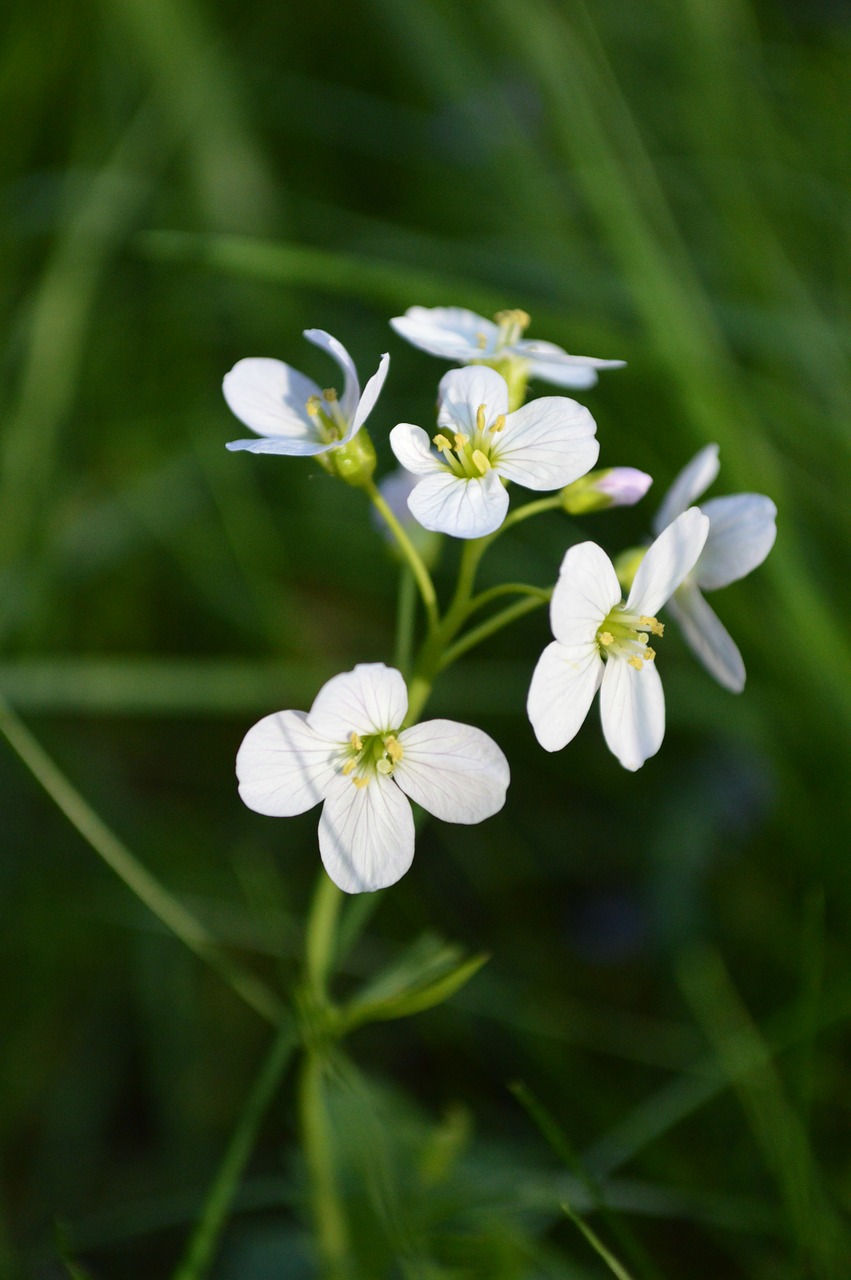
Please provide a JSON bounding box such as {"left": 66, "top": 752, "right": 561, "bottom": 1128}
{"left": 341, "top": 932, "right": 488, "bottom": 1031}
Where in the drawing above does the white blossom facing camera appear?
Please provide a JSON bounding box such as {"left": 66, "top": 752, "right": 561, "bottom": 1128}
{"left": 391, "top": 305, "right": 625, "bottom": 391}
{"left": 527, "top": 508, "right": 709, "bottom": 771}
{"left": 223, "top": 329, "right": 389, "bottom": 460}
{"left": 236, "top": 664, "right": 510, "bottom": 893}
{"left": 389, "top": 365, "right": 599, "bottom": 539}
{"left": 653, "top": 445, "right": 777, "bottom": 692}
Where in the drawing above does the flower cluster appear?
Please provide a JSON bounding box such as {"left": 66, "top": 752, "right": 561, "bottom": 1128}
{"left": 223, "top": 305, "right": 776, "bottom": 892}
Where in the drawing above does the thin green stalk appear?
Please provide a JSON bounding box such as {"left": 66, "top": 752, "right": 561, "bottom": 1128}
{"left": 300, "top": 1051, "right": 352, "bottom": 1278}
{"left": 440, "top": 594, "right": 550, "bottom": 668}
{"left": 466, "top": 581, "right": 551, "bottom": 617}
{"left": 306, "top": 871, "right": 345, "bottom": 1001}
{"left": 0, "top": 695, "right": 282, "bottom": 1025}
{"left": 171, "top": 1017, "right": 297, "bottom": 1280}
{"left": 495, "top": 493, "right": 564, "bottom": 533}
{"left": 393, "top": 566, "right": 417, "bottom": 676}
{"left": 366, "top": 482, "right": 439, "bottom": 630}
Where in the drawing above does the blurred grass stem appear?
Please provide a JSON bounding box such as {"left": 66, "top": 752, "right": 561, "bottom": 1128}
{"left": 366, "top": 481, "right": 438, "bottom": 630}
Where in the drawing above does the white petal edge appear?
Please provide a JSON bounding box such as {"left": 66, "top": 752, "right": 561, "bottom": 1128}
{"left": 696, "top": 494, "right": 777, "bottom": 591}
{"left": 527, "top": 641, "right": 602, "bottom": 752}
{"left": 599, "top": 657, "right": 665, "bottom": 771}
{"left": 653, "top": 444, "right": 720, "bottom": 535}
{"left": 303, "top": 329, "right": 360, "bottom": 422}
{"left": 389, "top": 423, "right": 444, "bottom": 476}
{"left": 495, "top": 397, "right": 599, "bottom": 490}
{"left": 307, "top": 663, "right": 408, "bottom": 740}
{"left": 391, "top": 306, "right": 499, "bottom": 360}
{"left": 226, "top": 435, "right": 338, "bottom": 456}
{"left": 407, "top": 470, "right": 509, "bottom": 539}
{"left": 549, "top": 541, "right": 621, "bottom": 648}
{"left": 223, "top": 357, "right": 321, "bottom": 440}
{"left": 319, "top": 773, "right": 415, "bottom": 893}
{"left": 670, "top": 581, "right": 746, "bottom": 693}
{"left": 394, "top": 719, "right": 510, "bottom": 823}
{"left": 236, "top": 710, "right": 337, "bottom": 816}
{"left": 518, "top": 340, "right": 626, "bottom": 388}
{"left": 349, "top": 352, "right": 390, "bottom": 436}
{"left": 627, "top": 507, "right": 709, "bottom": 619}
{"left": 437, "top": 365, "right": 509, "bottom": 436}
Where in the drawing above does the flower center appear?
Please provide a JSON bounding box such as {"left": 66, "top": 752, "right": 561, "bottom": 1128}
{"left": 596, "top": 607, "right": 664, "bottom": 671}
{"left": 340, "top": 730, "right": 404, "bottom": 789}
{"left": 432, "top": 403, "right": 506, "bottom": 479}
{"left": 493, "top": 308, "right": 531, "bottom": 350}
{"left": 306, "top": 387, "right": 348, "bottom": 442}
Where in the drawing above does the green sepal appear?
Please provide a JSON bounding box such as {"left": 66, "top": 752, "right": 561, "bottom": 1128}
{"left": 325, "top": 429, "right": 377, "bottom": 486}
{"left": 340, "top": 932, "right": 488, "bottom": 1032}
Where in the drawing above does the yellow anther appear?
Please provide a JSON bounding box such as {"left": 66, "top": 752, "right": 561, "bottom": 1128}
{"left": 433, "top": 433, "right": 452, "bottom": 451}
{"left": 494, "top": 308, "right": 530, "bottom": 330}
{"left": 476, "top": 332, "right": 488, "bottom": 350}
{"left": 599, "top": 631, "right": 614, "bottom": 646}
{"left": 640, "top": 615, "right": 664, "bottom": 637}
{"left": 628, "top": 655, "right": 644, "bottom": 670}
{"left": 323, "top": 387, "right": 338, "bottom": 402}
{"left": 383, "top": 736, "right": 404, "bottom": 763}
{"left": 306, "top": 396, "right": 322, "bottom": 415}
{"left": 472, "top": 449, "right": 491, "bottom": 475}
{"left": 454, "top": 432, "right": 469, "bottom": 452}
{"left": 352, "top": 775, "right": 370, "bottom": 789}
{"left": 341, "top": 759, "right": 357, "bottom": 776}
{"left": 490, "top": 414, "right": 506, "bottom": 433}
{"left": 644, "top": 648, "right": 656, "bottom": 662}
{"left": 476, "top": 404, "right": 487, "bottom": 434}
{"left": 349, "top": 732, "right": 363, "bottom": 751}
{"left": 376, "top": 758, "right": 393, "bottom": 775}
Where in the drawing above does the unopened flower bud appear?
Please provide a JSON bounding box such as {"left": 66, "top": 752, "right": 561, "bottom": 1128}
{"left": 613, "top": 544, "right": 647, "bottom": 592}
{"left": 561, "top": 467, "right": 653, "bottom": 515}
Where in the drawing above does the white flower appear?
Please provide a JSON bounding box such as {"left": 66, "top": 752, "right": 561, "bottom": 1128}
{"left": 391, "top": 305, "right": 624, "bottom": 390}
{"left": 527, "top": 508, "right": 709, "bottom": 771}
{"left": 224, "top": 329, "right": 389, "bottom": 456}
{"left": 389, "top": 365, "right": 599, "bottom": 539}
{"left": 653, "top": 445, "right": 777, "bottom": 693}
{"left": 236, "top": 663, "right": 510, "bottom": 893}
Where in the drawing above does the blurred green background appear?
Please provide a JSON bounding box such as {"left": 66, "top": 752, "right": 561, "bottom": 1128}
{"left": 1, "top": 0, "right": 850, "bottom": 1276}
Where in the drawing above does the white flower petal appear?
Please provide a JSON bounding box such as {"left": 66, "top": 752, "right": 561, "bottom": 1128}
{"left": 391, "top": 306, "right": 499, "bottom": 360}
{"left": 389, "top": 423, "right": 444, "bottom": 476}
{"left": 550, "top": 541, "right": 621, "bottom": 647}
{"left": 236, "top": 710, "right": 337, "bottom": 816}
{"left": 394, "top": 719, "right": 510, "bottom": 823}
{"left": 670, "top": 581, "right": 746, "bottom": 692}
{"left": 307, "top": 663, "right": 408, "bottom": 740}
{"left": 350, "top": 352, "right": 390, "bottom": 435}
{"left": 653, "top": 443, "right": 720, "bottom": 534}
{"left": 223, "top": 357, "right": 321, "bottom": 440}
{"left": 627, "top": 508, "right": 709, "bottom": 618}
{"left": 518, "top": 339, "right": 625, "bottom": 389}
{"left": 437, "top": 366, "right": 509, "bottom": 436}
{"left": 303, "top": 329, "right": 360, "bottom": 422}
{"left": 527, "top": 640, "right": 602, "bottom": 752}
{"left": 407, "top": 470, "right": 509, "bottom": 538}
{"left": 319, "top": 773, "right": 415, "bottom": 893}
{"left": 599, "top": 658, "right": 665, "bottom": 771}
{"left": 494, "top": 397, "right": 599, "bottom": 490}
{"left": 696, "top": 494, "right": 777, "bottom": 591}
{"left": 225, "top": 435, "right": 337, "bottom": 457}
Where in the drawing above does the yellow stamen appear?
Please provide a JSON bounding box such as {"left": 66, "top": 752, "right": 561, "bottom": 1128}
{"left": 349, "top": 732, "right": 363, "bottom": 751}
{"left": 384, "top": 736, "right": 404, "bottom": 763}
{"left": 640, "top": 615, "right": 664, "bottom": 637}
{"left": 323, "top": 387, "right": 338, "bottom": 402}
{"left": 352, "top": 775, "right": 370, "bottom": 789}
{"left": 476, "top": 332, "right": 488, "bottom": 350}
{"left": 306, "top": 396, "right": 322, "bottom": 416}
{"left": 341, "top": 760, "right": 357, "bottom": 776}
{"left": 628, "top": 655, "right": 644, "bottom": 670}
{"left": 644, "top": 648, "right": 656, "bottom": 662}
{"left": 490, "top": 414, "right": 506, "bottom": 433}
{"left": 476, "top": 404, "right": 487, "bottom": 434}
{"left": 454, "top": 432, "right": 469, "bottom": 451}
{"left": 433, "top": 433, "right": 452, "bottom": 451}
{"left": 472, "top": 449, "right": 491, "bottom": 475}
{"left": 599, "top": 631, "right": 614, "bottom": 646}
{"left": 494, "top": 308, "right": 530, "bottom": 330}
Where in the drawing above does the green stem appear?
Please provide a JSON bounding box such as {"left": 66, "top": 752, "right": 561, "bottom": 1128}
{"left": 305, "top": 870, "right": 344, "bottom": 1001}
{"left": 0, "top": 695, "right": 283, "bottom": 1024}
{"left": 300, "top": 1051, "right": 352, "bottom": 1278}
{"left": 440, "top": 594, "right": 550, "bottom": 668}
{"left": 171, "top": 1017, "right": 297, "bottom": 1280}
{"left": 393, "top": 566, "right": 417, "bottom": 676}
{"left": 497, "top": 493, "right": 564, "bottom": 532}
{"left": 366, "top": 481, "right": 439, "bottom": 631}
{"left": 466, "top": 582, "right": 551, "bottom": 616}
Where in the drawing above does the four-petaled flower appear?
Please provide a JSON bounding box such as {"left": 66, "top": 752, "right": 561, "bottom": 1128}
{"left": 391, "top": 306, "right": 625, "bottom": 390}
{"left": 236, "top": 664, "right": 510, "bottom": 893}
{"left": 653, "top": 445, "right": 777, "bottom": 692}
{"left": 389, "top": 366, "right": 599, "bottom": 538}
{"left": 527, "top": 508, "right": 709, "bottom": 771}
{"left": 224, "top": 329, "right": 389, "bottom": 457}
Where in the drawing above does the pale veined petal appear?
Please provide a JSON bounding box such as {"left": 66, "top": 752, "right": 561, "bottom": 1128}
{"left": 391, "top": 306, "right": 499, "bottom": 360}
{"left": 303, "top": 329, "right": 360, "bottom": 422}
{"left": 517, "top": 339, "right": 625, "bottom": 389}
{"left": 226, "top": 435, "right": 341, "bottom": 456}
{"left": 652, "top": 443, "right": 720, "bottom": 534}
{"left": 223, "top": 357, "right": 321, "bottom": 440}
{"left": 627, "top": 508, "right": 709, "bottom": 618}
{"left": 393, "top": 720, "right": 510, "bottom": 823}
{"left": 494, "top": 397, "right": 599, "bottom": 490}
{"left": 696, "top": 494, "right": 777, "bottom": 591}
{"left": 599, "top": 657, "right": 665, "bottom": 771}
{"left": 307, "top": 663, "right": 408, "bottom": 740}
{"left": 407, "top": 470, "right": 509, "bottom": 538}
{"left": 236, "top": 710, "right": 337, "bottom": 816}
{"left": 669, "top": 581, "right": 746, "bottom": 693}
{"left": 389, "top": 423, "right": 445, "bottom": 476}
{"left": 527, "top": 640, "right": 603, "bottom": 752}
{"left": 549, "top": 541, "right": 621, "bottom": 647}
{"left": 349, "top": 352, "right": 390, "bottom": 436}
{"left": 437, "top": 366, "right": 509, "bottom": 436}
{"left": 318, "top": 772, "right": 415, "bottom": 893}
